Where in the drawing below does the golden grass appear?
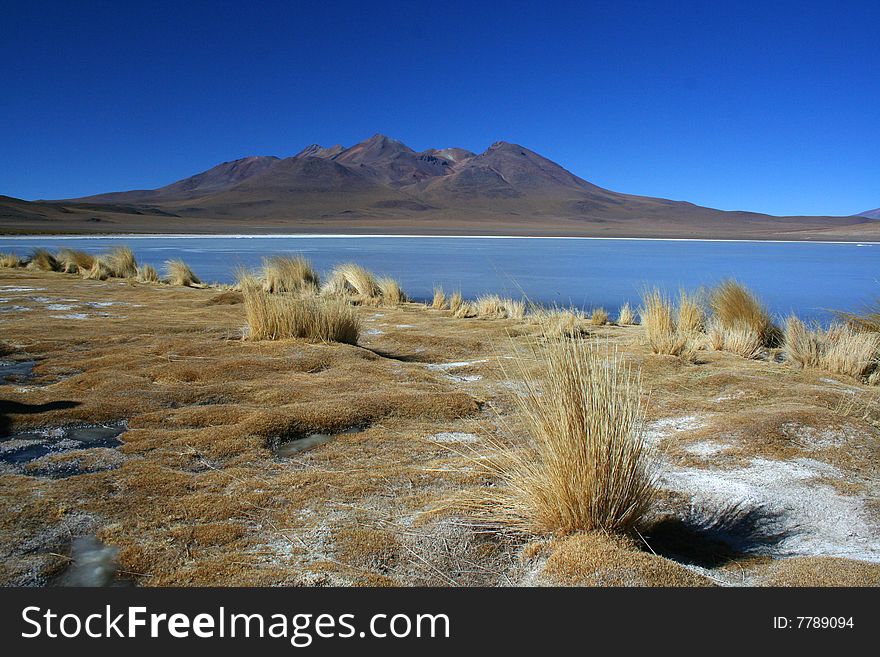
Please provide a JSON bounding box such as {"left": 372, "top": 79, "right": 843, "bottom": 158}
{"left": 783, "top": 316, "right": 823, "bottom": 369}
{"left": 639, "top": 288, "right": 696, "bottom": 358}
{"left": 590, "top": 308, "right": 608, "bottom": 326}
{"left": 377, "top": 277, "right": 407, "bottom": 306}
{"left": 709, "top": 279, "right": 777, "bottom": 346}
{"left": 719, "top": 324, "right": 764, "bottom": 359}
{"left": 81, "top": 260, "right": 110, "bottom": 280}
{"left": 616, "top": 302, "right": 635, "bottom": 326}
{"left": 164, "top": 259, "right": 201, "bottom": 287}
{"left": 789, "top": 317, "right": 878, "bottom": 378}
{"left": 101, "top": 246, "right": 138, "bottom": 279}
{"left": 784, "top": 316, "right": 879, "bottom": 379}
{"left": 506, "top": 298, "right": 526, "bottom": 319}
{"left": 536, "top": 309, "right": 586, "bottom": 337}
{"left": 56, "top": 248, "right": 95, "bottom": 274}
{"left": 322, "top": 263, "right": 379, "bottom": 298}
{"left": 474, "top": 294, "right": 506, "bottom": 318}
{"left": 431, "top": 286, "right": 447, "bottom": 310}
{"left": 473, "top": 295, "right": 525, "bottom": 319}
{"left": 242, "top": 284, "right": 360, "bottom": 344}
{"left": 448, "top": 290, "right": 463, "bottom": 314}
{"left": 261, "top": 255, "right": 319, "bottom": 293}
{"left": 27, "top": 248, "right": 59, "bottom": 272}
{"left": 676, "top": 290, "right": 705, "bottom": 334}
{"left": 466, "top": 336, "right": 656, "bottom": 536}
{"left": 823, "top": 326, "right": 879, "bottom": 379}
{"left": 137, "top": 264, "right": 160, "bottom": 284}
{"left": 0, "top": 252, "right": 23, "bottom": 268}
{"left": 453, "top": 300, "right": 476, "bottom": 318}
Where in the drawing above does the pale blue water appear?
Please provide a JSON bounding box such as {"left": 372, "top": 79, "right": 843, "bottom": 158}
{"left": 1, "top": 235, "right": 877, "bottom": 322}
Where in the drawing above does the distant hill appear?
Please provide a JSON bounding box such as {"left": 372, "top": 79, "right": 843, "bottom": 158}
{"left": 859, "top": 208, "right": 880, "bottom": 219}
{"left": 1, "top": 134, "right": 876, "bottom": 239}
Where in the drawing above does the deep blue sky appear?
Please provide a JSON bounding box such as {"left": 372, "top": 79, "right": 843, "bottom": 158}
{"left": 1, "top": 0, "right": 877, "bottom": 215}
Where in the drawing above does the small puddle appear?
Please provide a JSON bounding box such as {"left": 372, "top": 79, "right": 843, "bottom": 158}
{"left": 0, "top": 359, "right": 37, "bottom": 385}
{"left": 273, "top": 425, "right": 365, "bottom": 458}
{"left": 0, "top": 422, "right": 128, "bottom": 466}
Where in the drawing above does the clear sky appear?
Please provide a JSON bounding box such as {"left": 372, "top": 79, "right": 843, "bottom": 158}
{"left": 1, "top": 0, "right": 877, "bottom": 215}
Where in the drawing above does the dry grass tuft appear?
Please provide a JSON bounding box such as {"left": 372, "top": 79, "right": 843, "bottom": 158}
{"left": 783, "top": 316, "right": 823, "bottom": 369}
{"left": 448, "top": 290, "right": 464, "bottom": 314}
{"left": 639, "top": 288, "right": 696, "bottom": 358}
{"left": 0, "top": 252, "right": 23, "bottom": 268}
{"left": 676, "top": 290, "right": 705, "bottom": 334}
{"left": 27, "top": 248, "right": 59, "bottom": 272}
{"left": 474, "top": 294, "right": 506, "bottom": 318}
{"left": 376, "top": 277, "right": 407, "bottom": 306}
{"left": 242, "top": 284, "right": 360, "bottom": 344}
{"left": 719, "top": 324, "right": 764, "bottom": 359}
{"left": 465, "top": 335, "right": 656, "bottom": 536}
{"left": 709, "top": 280, "right": 777, "bottom": 346}
{"left": 261, "top": 255, "right": 319, "bottom": 294}
{"left": 453, "top": 300, "right": 476, "bottom": 318}
{"left": 322, "top": 263, "right": 378, "bottom": 298}
{"left": 784, "top": 316, "right": 878, "bottom": 379}
{"left": 473, "top": 295, "right": 525, "bottom": 319}
{"left": 537, "top": 309, "right": 586, "bottom": 337}
{"left": 56, "top": 248, "right": 95, "bottom": 274}
{"left": 616, "top": 302, "right": 635, "bottom": 326}
{"left": 590, "top": 308, "right": 609, "bottom": 326}
{"left": 81, "top": 260, "right": 110, "bottom": 280}
{"left": 164, "top": 259, "right": 201, "bottom": 287}
{"left": 505, "top": 298, "right": 526, "bottom": 319}
{"left": 431, "top": 286, "right": 447, "bottom": 310}
{"left": 822, "top": 326, "right": 879, "bottom": 379}
{"left": 101, "top": 246, "right": 138, "bottom": 278}
{"left": 136, "top": 264, "right": 160, "bottom": 284}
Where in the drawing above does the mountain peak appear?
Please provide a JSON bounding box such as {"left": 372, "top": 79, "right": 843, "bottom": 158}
{"left": 294, "top": 144, "right": 345, "bottom": 159}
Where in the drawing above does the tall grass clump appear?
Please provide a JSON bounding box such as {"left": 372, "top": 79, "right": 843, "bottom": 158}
{"left": 453, "top": 300, "right": 476, "bottom": 318}
{"left": 261, "top": 255, "right": 319, "bottom": 293}
{"left": 639, "top": 288, "right": 695, "bottom": 358}
{"left": 136, "top": 264, "right": 160, "bottom": 283}
{"left": 431, "top": 286, "right": 447, "bottom": 310}
{"left": 27, "top": 248, "right": 59, "bottom": 272}
{"left": 0, "top": 252, "right": 23, "bottom": 268}
{"left": 590, "top": 307, "right": 609, "bottom": 326}
{"left": 467, "top": 335, "right": 656, "bottom": 536}
{"left": 676, "top": 290, "right": 705, "bottom": 334}
{"left": 164, "top": 259, "right": 201, "bottom": 287}
{"left": 322, "top": 263, "right": 378, "bottom": 298}
{"left": 377, "top": 276, "right": 407, "bottom": 305}
{"left": 101, "top": 246, "right": 138, "bottom": 278}
{"left": 242, "top": 284, "right": 360, "bottom": 344}
{"left": 783, "top": 316, "right": 823, "bottom": 369}
{"left": 535, "top": 308, "right": 585, "bottom": 337}
{"left": 448, "top": 290, "right": 464, "bottom": 314}
{"left": 784, "top": 315, "right": 879, "bottom": 379}
{"left": 474, "top": 295, "right": 526, "bottom": 319}
{"left": 616, "top": 302, "right": 635, "bottom": 326}
{"left": 56, "top": 248, "right": 95, "bottom": 274}
{"left": 81, "top": 259, "right": 111, "bottom": 281}
{"left": 709, "top": 280, "right": 777, "bottom": 346}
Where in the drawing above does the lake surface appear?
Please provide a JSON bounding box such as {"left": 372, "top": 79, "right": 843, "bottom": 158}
{"left": 1, "top": 235, "right": 877, "bottom": 322}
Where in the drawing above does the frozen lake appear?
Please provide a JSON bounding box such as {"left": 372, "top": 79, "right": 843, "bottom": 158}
{"left": 1, "top": 235, "right": 877, "bottom": 322}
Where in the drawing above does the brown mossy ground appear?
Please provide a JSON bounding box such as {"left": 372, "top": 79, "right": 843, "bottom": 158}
{"left": 1, "top": 269, "right": 878, "bottom": 586}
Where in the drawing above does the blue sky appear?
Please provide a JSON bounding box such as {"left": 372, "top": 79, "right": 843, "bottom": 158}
{"left": 1, "top": 0, "right": 877, "bottom": 215}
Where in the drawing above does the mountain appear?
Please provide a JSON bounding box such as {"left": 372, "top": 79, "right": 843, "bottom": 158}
{"left": 858, "top": 208, "right": 880, "bottom": 219}
{"left": 1, "top": 134, "right": 876, "bottom": 239}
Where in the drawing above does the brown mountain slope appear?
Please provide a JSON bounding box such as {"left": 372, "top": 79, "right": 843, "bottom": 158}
{"left": 1, "top": 135, "right": 875, "bottom": 238}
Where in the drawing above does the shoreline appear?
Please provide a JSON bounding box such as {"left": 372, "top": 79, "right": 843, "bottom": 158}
{"left": 1, "top": 232, "right": 878, "bottom": 246}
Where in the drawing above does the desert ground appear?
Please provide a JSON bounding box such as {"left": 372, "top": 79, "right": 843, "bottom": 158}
{"left": 1, "top": 265, "right": 879, "bottom": 587}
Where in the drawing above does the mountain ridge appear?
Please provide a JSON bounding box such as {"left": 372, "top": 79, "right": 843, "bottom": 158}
{"left": 1, "top": 134, "right": 876, "bottom": 240}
